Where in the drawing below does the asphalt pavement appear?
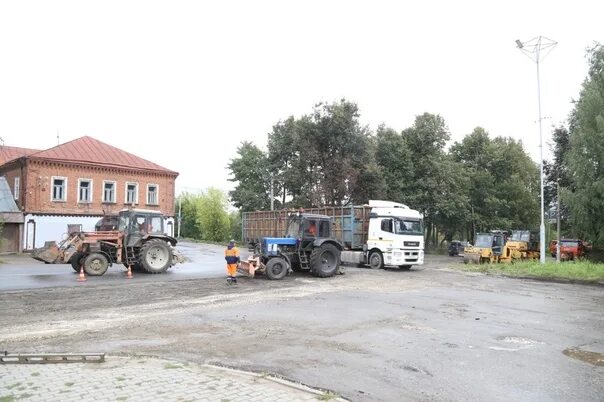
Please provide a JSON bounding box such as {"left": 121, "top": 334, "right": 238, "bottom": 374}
{"left": 0, "top": 241, "right": 238, "bottom": 291}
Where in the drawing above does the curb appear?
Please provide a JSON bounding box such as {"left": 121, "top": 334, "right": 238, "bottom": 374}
{"left": 207, "top": 364, "right": 348, "bottom": 401}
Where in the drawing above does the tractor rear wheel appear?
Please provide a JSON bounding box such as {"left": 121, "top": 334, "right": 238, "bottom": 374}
{"left": 310, "top": 243, "right": 340, "bottom": 278}
{"left": 83, "top": 253, "right": 109, "bottom": 276}
{"left": 70, "top": 252, "right": 84, "bottom": 272}
{"left": 139, "top": 239, "right": 172, "bottom": 274}
{"left": 265, "top": 257, "right": 289, "bottom": 280}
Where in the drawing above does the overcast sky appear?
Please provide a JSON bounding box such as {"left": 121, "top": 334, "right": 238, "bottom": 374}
{"left": 1, "top": 0, "right": 602, "bottom": 195}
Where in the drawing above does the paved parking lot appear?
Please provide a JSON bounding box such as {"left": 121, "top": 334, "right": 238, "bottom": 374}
{"left": 1, "top": 244, "right": 603, "bottom": 401}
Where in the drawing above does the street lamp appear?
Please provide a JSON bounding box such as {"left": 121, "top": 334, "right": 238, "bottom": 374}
{"left": 516, "top": 36, "right": 557, "bottom": 264}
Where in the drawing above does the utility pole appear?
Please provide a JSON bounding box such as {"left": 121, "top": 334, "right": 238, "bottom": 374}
{"left": 556, "top": 179, "right": 561, "bottom": 263}
{"left": 270, "top": 176, "right": 274, "bottom": 211}
{"left": 177, "top": 196, "right": 182, "bottom": 238}
{"left": 516, "top": 36, "right": 557, "bottom": 264}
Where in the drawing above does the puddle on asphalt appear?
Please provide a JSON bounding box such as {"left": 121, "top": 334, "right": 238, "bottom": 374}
{"left": 563, "top": 348, "right": 604, "bottom": 367}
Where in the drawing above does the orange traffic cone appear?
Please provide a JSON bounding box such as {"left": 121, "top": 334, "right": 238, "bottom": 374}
{"left": 126, "top": 265, "right": 133, "bottom": 279}
{"left": 77, "top": 265, "right": 87, "bottom": 282}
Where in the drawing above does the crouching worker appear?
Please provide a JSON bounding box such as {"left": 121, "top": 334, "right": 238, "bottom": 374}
{"left": 225, "top": 239, "right": 240, "bottom": 284}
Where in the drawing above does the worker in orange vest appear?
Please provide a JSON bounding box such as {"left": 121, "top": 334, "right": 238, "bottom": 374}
{"left": 225, "top": 239, "right": 240, "bottom": 284}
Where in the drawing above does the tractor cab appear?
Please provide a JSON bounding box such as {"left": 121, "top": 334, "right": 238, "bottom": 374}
{"left": 118, "top": 209, "right": 166, "bottom": 247}
{"left": 286, "top": 213, "right": 332, "bottom": 244}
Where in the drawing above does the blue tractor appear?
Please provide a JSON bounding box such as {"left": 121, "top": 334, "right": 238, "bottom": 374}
{"left": 258, "top": 213, "right": 343, "bottom": 280}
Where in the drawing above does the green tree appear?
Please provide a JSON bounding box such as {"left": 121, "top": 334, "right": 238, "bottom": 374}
{"left": 401, "top": 113, "right": 451, "bottom": 246}
{"left": 197, "top": 187, "right": 231, "bottom": 242}
{"left": 228, "top": 142, "right": 271, "bottom": 212}
{"left": 178, "top": 193, "right": 202, "bottom": 239}
{"left": 374, "top": 125, "right": 413, "bottom": 203}
{"left": 450, "top": 128, "right": 539, "bottom": 241}
{"left": 565, "top": 44, "right": 604, "bottom": 246}
{"left": 267, "top": 99, "right": 377, "bottom": 207}
{"left": 229, "top": 211, "right": 242, "bottom": 242}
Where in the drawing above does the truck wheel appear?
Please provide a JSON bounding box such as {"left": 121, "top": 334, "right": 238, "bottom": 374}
{"left": 265, "top": 257, "right": 289, "bottom": 280}
{"left": 83, "top": 253, "right": 109, "bottom": 276}
{"left": 139, "top": 239, "right": 172, "bottom": 274}
{"left": 70, "top": 252, "right": 84, "bottom": 272}
{"left": 310, "top": 243, "right": 340, "bottom": 278}
{"left": 369, "top": 251, "right": 384, "bottom": 269}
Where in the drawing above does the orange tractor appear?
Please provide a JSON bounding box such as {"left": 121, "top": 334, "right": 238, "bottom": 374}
{"left": 32, "top": 209, "right": 183, "bottom": 275}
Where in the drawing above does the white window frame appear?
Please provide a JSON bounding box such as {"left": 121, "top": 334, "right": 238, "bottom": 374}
{"left": 125, "top": 182, "right": 139, "bottom": 205}
{"left": 14, "top": 177, "right": 20, "bottom": 200}
{"left": 146, "top": 183, "right": 159, "bottom": 205}
{"left": 78, "top": 178, "right": 93, "bottom": 203}
{"left": 103, "top": 180, "right": 117, "bottom": 203}
{"left": 51, "top": 176, "right": 68, "bottom": 202}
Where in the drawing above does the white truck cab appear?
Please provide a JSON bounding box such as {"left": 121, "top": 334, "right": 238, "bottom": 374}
{"left": 365, "top": 200, "right": 424, "bottom": 269}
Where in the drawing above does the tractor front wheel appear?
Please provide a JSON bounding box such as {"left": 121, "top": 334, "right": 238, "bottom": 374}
{"left": 83, "top": 253, "right": 109, "bottom": 276}
{"left": 265, "top": 257, "right": 289, "bottom": 280}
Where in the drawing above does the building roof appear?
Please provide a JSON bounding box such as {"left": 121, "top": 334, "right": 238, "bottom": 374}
{"left": 29, "top": 136, "right": 177, "bottom": 175}
{"left": 0, "top": 145, "right": 40, "bottom": 165}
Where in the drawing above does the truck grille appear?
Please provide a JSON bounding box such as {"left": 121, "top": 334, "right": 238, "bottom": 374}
{"left": 404, "top": 250, "right": 419, "bottom": 262}
{"left": 404, "top": 241, "right": 419, "bottom": 247}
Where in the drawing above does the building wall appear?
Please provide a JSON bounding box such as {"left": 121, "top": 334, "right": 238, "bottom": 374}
{"left": 1, "top": 163, "right": 25, "bottom": 209}
{"left": 24, "top": 159, "right": 177, "bottom": 217}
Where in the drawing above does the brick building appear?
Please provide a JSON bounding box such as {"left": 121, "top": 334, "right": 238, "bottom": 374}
{"left": 0, "top": 136, "right": 178, "bottom": 251}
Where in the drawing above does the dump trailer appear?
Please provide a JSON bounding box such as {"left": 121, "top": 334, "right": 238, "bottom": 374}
{"left": 31, "top": 208, "right": 183, "bottom": 275}
{"left": 243, "top": 200, "right": 424, "bottom": 270}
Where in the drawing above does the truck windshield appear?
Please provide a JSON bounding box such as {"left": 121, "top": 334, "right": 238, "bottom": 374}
{"left": 475, "top": 234, "right": 493, "bottom": 248}
{"left": 560, "top": 240, "right": 578, "bottom": 247}
{"left": 393, "top": 218, "right": 423, "bottom": 235}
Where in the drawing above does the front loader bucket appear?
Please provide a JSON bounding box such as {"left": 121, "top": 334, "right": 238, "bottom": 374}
{"left": 31, "top": 241, "right": 62, "bottom": 264}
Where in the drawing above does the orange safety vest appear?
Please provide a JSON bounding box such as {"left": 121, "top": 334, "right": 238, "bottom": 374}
{"left": 225, "top": 247, "right": 240, "bottom": 265}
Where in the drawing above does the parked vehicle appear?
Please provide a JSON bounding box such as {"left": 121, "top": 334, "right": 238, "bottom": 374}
{"left": 464, "top": 230, "right": 539, "bottom": 264}
{"left": 239, "top": 211, "right": 343, "bottom": 280}
{"left": 549, "top": 239, "right": 592, "bottom": 260}
{"left": 506, "top": 230, "right": 540, "bottom": 260}
{"left": 464, "top": 231, "right": 507, "bottom": 264}
{"left": 242, "top": 200, "right": 424, "bottom": 272}
{"left": 448, "top": 240, "right": 467, "bottom": 256}
{"left": 31, "top": 208, "right": 183, "bottom": 275}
